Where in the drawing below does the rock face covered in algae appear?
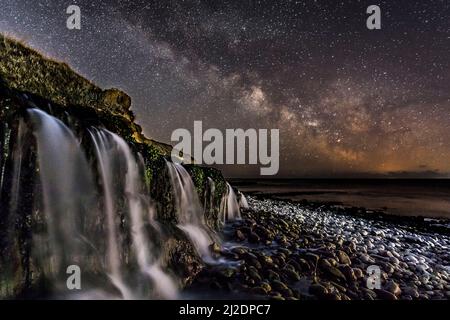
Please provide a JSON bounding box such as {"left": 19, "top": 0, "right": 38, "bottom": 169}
{"left": 0, "top": 34, "right": 132, "bottom": 119}
{"left": 0, "top": 34, "right": 227, "bottom": 298}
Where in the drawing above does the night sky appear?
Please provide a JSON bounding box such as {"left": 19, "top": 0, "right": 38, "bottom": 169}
{"left": 1, "top": 0, "right": 449, "bottom": 177}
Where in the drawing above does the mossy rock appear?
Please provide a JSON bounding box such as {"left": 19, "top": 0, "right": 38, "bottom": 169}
{"left": 0, "top": 34, "right": 231, "bottom": 298}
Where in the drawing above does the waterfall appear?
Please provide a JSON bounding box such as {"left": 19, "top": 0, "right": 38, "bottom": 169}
{"left": 90, "top": 129, "right": 177, "bottom": 299}
{"left": 239, "top": 192, "right": 249, "bottom": 209}
{"left": 0, "top": 125, "right": 11, "bottom": 202}
{"left": 28, "top": 109, "right": 97, "bottom": 276}
{"left": 220, "top": 183, "right": 241, "bottom": 223}
{"left": 25, "top": 109, "right": 177, "bottom": 299}
{"left": 7, "top": 108, "right": 238, "bottom": 299}
{"left": 8, "top": 119, "right": 26, "bottom": 217}
{"left": 89, "top": 129, "right": 133, "bottom": 300}
{"left": 205, "top": 177, "right": 215, "bottom": 214}
{"left": 166, "top": 161, "right": 214, "bottom": 260}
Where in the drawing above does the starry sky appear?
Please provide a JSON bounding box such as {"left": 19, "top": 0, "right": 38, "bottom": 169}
{"left": 1, "top": 0, "right": 449, "bottom": 178}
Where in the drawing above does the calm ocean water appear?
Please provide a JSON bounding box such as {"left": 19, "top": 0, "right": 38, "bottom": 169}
{"left": 232, "top": 179, "right": 450, "bottom": 219}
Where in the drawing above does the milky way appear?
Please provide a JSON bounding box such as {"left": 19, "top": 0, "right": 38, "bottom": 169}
{"left": 1, "top": 0, "right": 449, "bottom": 177}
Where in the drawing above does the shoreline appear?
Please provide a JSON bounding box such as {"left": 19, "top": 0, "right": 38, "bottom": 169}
{"left": 232, "top": 178, "right": 450, "bottom": 220}
{"left": 247, "top": 192, "right": 450, "bottom": 234}
{"left": 185, "top": 195, "right": 450, "bottom": 300}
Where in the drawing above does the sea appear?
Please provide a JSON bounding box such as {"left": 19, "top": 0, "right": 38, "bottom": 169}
{"left": 231, "top": 179, "right": 450, "bottom": 219}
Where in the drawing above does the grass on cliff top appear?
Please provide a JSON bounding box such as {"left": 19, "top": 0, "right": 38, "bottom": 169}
{"left": 0, "top": 34, "right": 105, "bottom": 108}
{"left": 0, "top": 33, "right": 172, "bottom": 156}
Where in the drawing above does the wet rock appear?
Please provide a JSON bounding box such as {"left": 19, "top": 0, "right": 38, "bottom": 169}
{"left": 385, "top": 281, "right": 401, "bottom": 296}
{"left": 249, "top": 232, "right": 261, "bottom": 243}
{"left": 231, "top": 247, "right": 247, "bottom": 256}
{"left": 251, "top": 286, "right": 268, "bottom": 296}
{"left": 346, "top": 289, "right": 360, "bottom": 300}
{"left": 360, "top": 253, "right": 375, "bottom": 264}
{"left": 278, "top": 248, "right": 292, "bottom": 256}
{"left": 244, "top": 253, "right": 262, "bottom": 269}
{"left": 347, "top": 241, "right": 357, "bottom": 252}
{"left": 319, "top": 258, "right": 332, "bottom": 269}
{"left": 271, "top": 280, "right": 289, "bottom": 292}
{"left": 220, "top": 250, "right": 239, "bottom": 260}
{"left": 337, "top": 250, "right": 352, "bottom": 265}
{"left": 255, "top": 225, "right": 273, "bottom": 241}
{"left": 210, "top": 242, "right": 221, "bottom": 253}
{"left": 341, "top": 265, "right": 356, "bottom": 282}
{"left": 340, "top": 293, "right": 351, "bottom": 300}
{"left": 217, "top": 267, "right": 236, "bottom": 279}
{"left": 328, "top": 258, "right": 338, "bottom": 267}
{"left": 287, "top": 260, "right": 302, "bottom": 273}
{"left": 279, "top": 287, "right": 294, "bottom": 298}
{"left": 258, "top": 254, "right": 274, "bottom": 267}
{"left": 361, "top": 288, "right": 377, "bottom": 300}
{"left": 235, "top": 229, "right": 246, "bottom": 241}
{"left": 283, "top": 268, "right": 301, "bottom": 281}
{"left": 266, "top": 269, "right": 281, "bottom": 281}
{"left": 305, "top": 253, "right": 320, "bottom": 265}
{"left": 247, "top": 266, "right": 262, "bottom": 282}
{"left": 353, "top": 268, "right": 364, "bottom": 279}
{"left": 298, "top": 259, "right": 311, "bottom": 272}
{"left": 330, "top": 281, "right": 347, "bottom": 293}
{"left": 269, "top": 294, "right": 285, "bottom": 301}
{"left": 389, "top": 256, "right": 400, "bottom": 265}
{"left": 321, "top": 264, "right": 347, "bottom": 283}
{"left": 374, "top": 289, "right": 398, "bottom": 300}
{"left": 309, "top": 283, "right": 329, "bottom": 298}
{"left": 260, "top": 282, "right": 272, "bottom": 293}
{"left": 418, "top": 293, "right": 429, "bottom": 300}
{"left": 383, "top": 262, "right": 395, "bottom": 274}
{"left": 276, "top": 235, "right": 289, "bottom": 246}
{"left": 324, "top": 292, "right": 341, "bottom": 300}
{"left": 278, "top": 219, "right": 289, "bottom": 229}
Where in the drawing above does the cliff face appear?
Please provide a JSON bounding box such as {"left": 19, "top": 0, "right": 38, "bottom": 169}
{"left": 0, "top": 34, "right": 227, "bottom": 298}
{"left": 0, "top": 34, "right": 171, "bottom": 152}
{"left": 0, "top": 35, "right": 130, "bottom": 118}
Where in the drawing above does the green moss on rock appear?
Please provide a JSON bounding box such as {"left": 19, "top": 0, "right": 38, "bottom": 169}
{"left": 0, "top": 34, "right": 231, "bottom": 297}
{"left": 0, "top": 35, "right": 129, "bottom": 119}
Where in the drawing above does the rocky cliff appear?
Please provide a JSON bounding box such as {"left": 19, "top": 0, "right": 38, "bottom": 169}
{"left": 0, "top": 34, "right": 227, "bottom": 298}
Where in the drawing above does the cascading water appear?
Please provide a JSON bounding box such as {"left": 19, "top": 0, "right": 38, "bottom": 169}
{"left": 8, "top": 119, "right": 26, "bottom": 217}
{"left": 239, "top": 192, "right": 250, "bottom": 209}
{"left": 28, "top": 109, "right": 97, "bottom": 278}
{"left": 111, "top": 132, "right": 178, "bottom": 299}
{"left": 220, "top": 183, "right": 241, "bottom": 223}
{"left": 205, "top": 177, "right": 216, "bottom": 214}
{"left": 166, "top": 161, "right": 214, "bottom": 260}
{"left": 20, "top": 109, "right": 178, "bottom": 299}
{"left": 0, "top": 125, "right": 11, "bottom": 200}
{"left": 89, "top": 128, "right": 134, "bottom": 299}
{"left": 90, "top": 129, "right": 178, "bottom": 299}
{"left": 4, "top": 108, "right": 244, "bottom": 299}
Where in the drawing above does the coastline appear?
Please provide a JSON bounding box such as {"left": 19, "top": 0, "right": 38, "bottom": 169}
{"left": 232, "top": 178, "right": 450, "bottom": 220}
{"left": 185, "top": 195, "right": 450, "bottom": 300}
